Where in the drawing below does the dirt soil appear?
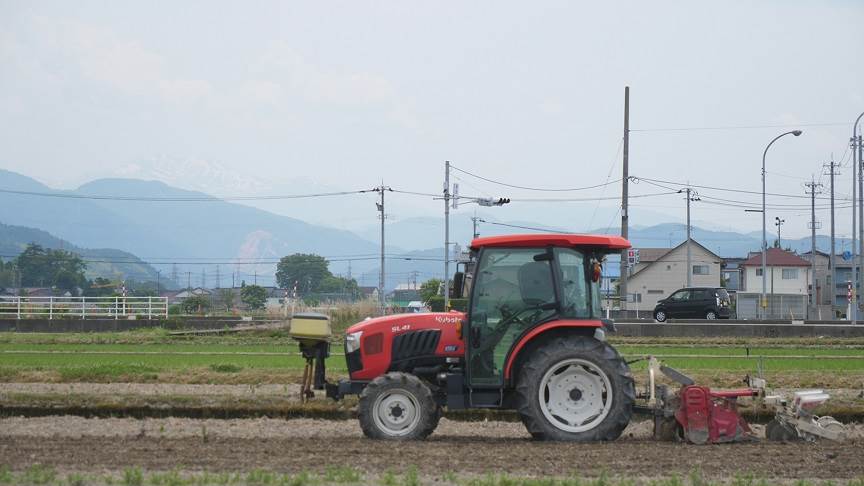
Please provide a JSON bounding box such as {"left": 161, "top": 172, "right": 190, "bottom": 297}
{"left": 1, "top": 417, "right": 862, "bottom": 481}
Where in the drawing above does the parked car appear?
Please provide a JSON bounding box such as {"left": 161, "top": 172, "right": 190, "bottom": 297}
{"left": 653, "top": 287, "right": 732, "bottom": 322}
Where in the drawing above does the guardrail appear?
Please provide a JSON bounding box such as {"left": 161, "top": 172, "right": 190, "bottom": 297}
{"left": 0, "top": 296, "right": 168, "bottom": 319}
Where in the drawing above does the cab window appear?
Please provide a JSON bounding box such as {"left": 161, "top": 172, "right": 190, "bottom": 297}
{"left": 554, "top": 248, "right": 599, "bottom": 319}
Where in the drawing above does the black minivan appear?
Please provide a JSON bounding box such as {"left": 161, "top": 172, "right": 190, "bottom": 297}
{"left": 653, "top": 287, "right": 732, "bottom": 322}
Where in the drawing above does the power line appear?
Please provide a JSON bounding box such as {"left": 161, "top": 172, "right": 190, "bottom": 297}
{"left": 450, "top": 164, "right": 623, "bottom": 192}
{"left": 477, "top": 219, "right": 575, "bottom": 234}
{"left": 632, "top": 176, "right": 848, "bottom": 201}
{"left": 509, "top": 191, "right": 678, "bottom": 202}
{"left": 631, "top": 122, "right": 850, "bottom": 133}
{"left": 0, "top": 188, "right": 381, "bottom": 201}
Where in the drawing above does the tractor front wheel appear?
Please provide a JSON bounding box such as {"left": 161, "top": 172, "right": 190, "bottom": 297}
{"left": 515, "top": 335, "right": 635, "bottom": 441}
{"left": 358, "top": 372, "right": 439, "bottom": 440}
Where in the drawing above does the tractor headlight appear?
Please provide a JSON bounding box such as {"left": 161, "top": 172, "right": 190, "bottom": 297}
{"left": 345, "top": 331, "right": 363, "bottom": 353}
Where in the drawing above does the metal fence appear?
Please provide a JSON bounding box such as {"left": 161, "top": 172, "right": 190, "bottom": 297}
{"left": 0, "top": 296, "right": 168, "bottom": 319}
{"left": 734, "top": 293, "right": 808, "bottom": 320}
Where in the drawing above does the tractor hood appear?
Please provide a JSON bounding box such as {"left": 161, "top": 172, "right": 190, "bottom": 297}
{"left": 346, "top": 311, "right": 466, "bottom": 336}
{"left": 343, "top": 311, "right": 467, "bottom": 381}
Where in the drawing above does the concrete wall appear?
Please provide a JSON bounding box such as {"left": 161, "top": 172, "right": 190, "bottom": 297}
{"left": 628, "top": 243, "right": 721, "bottom": 311}
{"left": 614, "top": 320, "right": 864, "bottom": 338}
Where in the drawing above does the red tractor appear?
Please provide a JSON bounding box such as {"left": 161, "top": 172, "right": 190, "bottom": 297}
{"left": 326, "top": 234, "right": 635, "bottom": 441}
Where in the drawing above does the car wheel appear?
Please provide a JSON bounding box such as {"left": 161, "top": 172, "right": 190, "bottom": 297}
{"left": 654, "top": 310, "right": 667, "bottom": 322}
{"left": 705, "top": 310, "right": 717, "bottom": 320}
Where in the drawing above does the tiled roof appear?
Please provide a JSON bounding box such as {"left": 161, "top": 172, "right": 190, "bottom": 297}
{"left": 636, "top": 248, "right": 673, "bottom": 262}
{"left": 742, "top": 248, "right": 811, "bottom": 267}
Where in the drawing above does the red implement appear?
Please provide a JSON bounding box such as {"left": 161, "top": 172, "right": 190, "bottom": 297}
{"left": 674, "top": 385, "right": 754, "bottom": 444}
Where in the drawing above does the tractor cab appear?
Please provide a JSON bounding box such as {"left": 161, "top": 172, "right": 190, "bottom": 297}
{"left": 327, "top": 234, "right": 635, "bottom": 442}
{"left": 455, "top": 234, "right": 627, "bottom": 405}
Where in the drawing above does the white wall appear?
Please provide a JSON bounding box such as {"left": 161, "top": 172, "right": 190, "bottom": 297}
{"left": 742, "top": 266, "right": 809, "bottom": 295}
{"left": 628, "top": 243, "right": 721, "bottom": 311}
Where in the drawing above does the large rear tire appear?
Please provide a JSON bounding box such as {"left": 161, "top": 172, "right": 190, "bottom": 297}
{"left": 358, "top": 372, "right": 439, "bottom": 440}
{"left": 515, "top": 335, "right": 635, "bottom": 441}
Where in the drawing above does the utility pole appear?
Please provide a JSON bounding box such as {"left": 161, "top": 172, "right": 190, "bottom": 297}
{"left": 444, "top": 161, "right": 451, "bottom": 311}
{"left": 857, "top": 129, "right": 864, "bottom": 321}
{"left": 805, "top": 177, "right": 823, "bottom": 309}
{"left": 215, "top": 266, "right": 220, "bottom": 289}
{"left": 187, "top": 271, "right": 191, "bottom": 291}
{"left": 679, "top": 188, "right": 699, "bottom": 287}
{"left": 375, "top": 184, "right": 390, "bottom": 315}
{"left": 254, "top": 270, "right": 257, "bottom": 286}
{"left": 620, "top": 86, "right": 630, "bottom": 312}
{"left": 472, "top": 211, "right": 480, "bottom": 239}
{"left": 775, "top": 217, "right": 785, "bottom": 248}
{"left": 171, "top": 264, "right": 178, "bottom": 287}
{"left": 854, "top": 140, "right": 859, "bottom": 323}
{"left": 156, "top": 270, "right": 161, "bottom": 295}
{"left": 825, "top": 158, "right": 840, "bottom": 315}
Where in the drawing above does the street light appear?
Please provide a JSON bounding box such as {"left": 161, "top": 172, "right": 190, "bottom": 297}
{"left": 761, "top": 130, "right": 802, "bottom": 319}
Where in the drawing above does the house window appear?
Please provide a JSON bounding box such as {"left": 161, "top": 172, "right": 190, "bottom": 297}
{"left": 647, "top": 289, "right": 664, "bottom": 294}
{"left": 692, "top": 265, "right": 710, "bottom": 275}
{"left": 782, "top": 268, "right": 799, "bottom": 280}
{"left": 756, "top": 268, "right": 763, "bottom": 276}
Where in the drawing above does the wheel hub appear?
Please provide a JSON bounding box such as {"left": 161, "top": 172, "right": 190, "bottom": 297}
{"left": 372, "top": 389, "right": 421, "bottom": 437}
{"left": 539, "top": 359, "right": 613, "bottom": 433}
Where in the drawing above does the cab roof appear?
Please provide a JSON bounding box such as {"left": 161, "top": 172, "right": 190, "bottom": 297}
{"left": 470, "top": 233, "right": 631, "bottom": 250}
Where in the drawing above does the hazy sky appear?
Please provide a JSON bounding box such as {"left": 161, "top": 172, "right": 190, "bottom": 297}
{"left": 1, "top": 1, "right": 862, "bottom": 239}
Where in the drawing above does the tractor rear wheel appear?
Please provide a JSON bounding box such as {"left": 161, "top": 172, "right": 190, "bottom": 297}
{"left": 358, "top": 372, "right": 439, "bottom": 440}
{"left": 515, "top": 335, "right": 635, "bottom": 441}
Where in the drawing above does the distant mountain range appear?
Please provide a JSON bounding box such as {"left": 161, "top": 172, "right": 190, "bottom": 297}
{"left": 0, "top": 169, "right": 851, "bottom": 290}
{"left": 0, "top": 222, "right": 162, "bottom": 284}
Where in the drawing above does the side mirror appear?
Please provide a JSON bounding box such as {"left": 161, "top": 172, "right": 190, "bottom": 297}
{"left": 451, "top": 272, "right": 465, "bottom": 298}
{"left": 592, "top": 261, "right": 602, "bottom": 283}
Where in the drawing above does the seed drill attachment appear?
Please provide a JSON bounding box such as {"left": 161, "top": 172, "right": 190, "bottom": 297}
{"left": 288, "top": 312, "right": 331, "bottom": 402}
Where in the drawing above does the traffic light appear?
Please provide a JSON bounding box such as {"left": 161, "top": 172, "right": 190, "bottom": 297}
{"left": 494, "top": 197, "right": 510, "bottom": 206}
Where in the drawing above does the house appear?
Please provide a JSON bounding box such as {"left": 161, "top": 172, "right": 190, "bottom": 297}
{"left": 737, "top": 248, "right": 811, "bottom": 319}
{"left": 358, "top": 286, "right": 379, "bottom": 301}
{"left": 626, "top": 240, "right": 722, "bottom": 312}
{"left": 171, "top": 288, "right": 212, "bottom": 304}
{"left": 799, "top": 250, "right": 862, "bottom": 309}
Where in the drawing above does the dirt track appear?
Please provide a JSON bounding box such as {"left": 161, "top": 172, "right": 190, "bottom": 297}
{"left": 1, "top": 417, "right": 862, "bottom": 481}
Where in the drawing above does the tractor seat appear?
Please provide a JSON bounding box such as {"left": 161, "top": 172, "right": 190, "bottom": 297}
{"left": 518, "top": 261, "right": 555, "bottom": 307}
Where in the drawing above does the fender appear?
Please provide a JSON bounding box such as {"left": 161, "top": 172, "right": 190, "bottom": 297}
{"left": 503, "top": 319, "right": 605, "bottom": 380}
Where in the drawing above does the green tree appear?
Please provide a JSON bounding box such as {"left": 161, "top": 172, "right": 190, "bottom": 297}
{"left": 317, "top": 275, "right": 359, "bottom": 295}
{"left": 419, "top": 278, "right": 442, "bottom": 303}
{"left": 181, "top": 294, "right": 210, "bottom": 314}
{"left": 275, "top": 254, "right": 330, "bottom": 293}
{"left": 241, "top": 284, "right": 267, "bottom": 310}
{"left": 15, "top": 244, "right": 86, "bottom": 292}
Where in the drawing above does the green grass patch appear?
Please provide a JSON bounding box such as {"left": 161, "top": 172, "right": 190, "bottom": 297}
{"left": 208, "top": 363, "right": 243, "bottom": 373}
